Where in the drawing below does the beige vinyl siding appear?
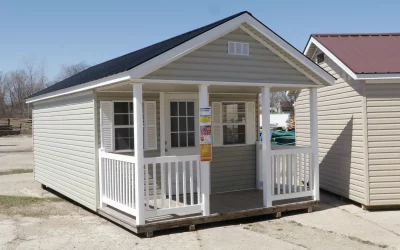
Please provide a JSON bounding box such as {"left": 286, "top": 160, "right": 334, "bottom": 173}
{"left": 295, "top": 56, "right": 366, "bottom": 204}
{"left": 33, "top": 92, "right": 97, "bottom": 210}
{"left": 96, "top": 92, "right": 161, "bottom": 157}
{"left": 144, "top": 28, "right": 316, "bottom": 85}
{"left": 366, "top": 83, "right": 400, "bottom": 206}
{"left": 209, "top": 94, "right": 258, "bottom": 193}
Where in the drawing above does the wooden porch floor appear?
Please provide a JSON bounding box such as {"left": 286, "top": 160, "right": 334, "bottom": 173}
{"left": 98, "top": 189, "right": 317, "bottom": 235}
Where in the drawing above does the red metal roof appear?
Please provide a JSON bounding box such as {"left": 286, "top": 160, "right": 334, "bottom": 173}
{"left": 312, "top": 33, "right": 400, "bottom": 74}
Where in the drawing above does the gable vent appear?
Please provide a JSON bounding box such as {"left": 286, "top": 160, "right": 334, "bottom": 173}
{"left": 228, "top": 41, "right": 249, "bottom": 56}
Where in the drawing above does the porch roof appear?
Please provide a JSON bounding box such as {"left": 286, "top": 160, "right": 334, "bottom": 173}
{"left": 27, "top": 11, "right": 335, "bottom": 103}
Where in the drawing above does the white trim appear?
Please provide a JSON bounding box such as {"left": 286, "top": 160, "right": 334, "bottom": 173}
{"left": 159, "top": 92, "right": 166, "bottom": 156}
{"left": 359, "top": 74, "right": 400, "bottom": 80}
{"left": 133, "top": 83, "right": 145, "bottom": 225}
{"left": 261, "top": 87, "right": 271, "bottom": 207}
{"left": 26, "top": 74, "right": 131, "bottom": 103}
{"left": 239, "top": 25, "right": 327, "bottom": 86}
{"left": 310, "top": 88, "right": 319, "bottom": 200}
{"left": 132, "top": 79, "right": 319, "bottom": 88}
{"left": 361, "top": 82, "right": 370, "bottom": 205}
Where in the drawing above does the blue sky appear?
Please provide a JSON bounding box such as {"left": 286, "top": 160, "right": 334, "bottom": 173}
{"left": 1, "top": 0, "right": 400, "bottom": 80}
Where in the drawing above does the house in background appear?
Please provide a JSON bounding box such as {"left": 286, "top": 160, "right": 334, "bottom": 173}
{"left": 296, "top": 33, "right": 400, "bottom": 209}
{"left": 26, "top": 11, "right": 334, "bottom": 235}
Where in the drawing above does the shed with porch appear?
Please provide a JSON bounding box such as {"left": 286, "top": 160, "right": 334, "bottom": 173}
{"left": 26, "top": 11, "right": 334, "bottom": 234}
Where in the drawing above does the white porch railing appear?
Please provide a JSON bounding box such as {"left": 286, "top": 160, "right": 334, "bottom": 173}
{"left": 270, "top": 147, "right": 314, "bottom": 201}
{"left": 99, "top": 150, "right": 202, "bottom": 220}
{"left": 143, "top": 155, "right": 202, "bottom": 218}
{"left": 99, "top": 150, "right": 137, "bottom": 216}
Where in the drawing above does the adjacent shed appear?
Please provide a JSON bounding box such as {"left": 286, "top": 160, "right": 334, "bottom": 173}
{"left": 296, "top": 33, "right": 400, "bottom": 208}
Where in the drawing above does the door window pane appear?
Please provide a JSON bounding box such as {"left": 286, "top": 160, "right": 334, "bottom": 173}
{"left": 170, "top": 101, "right": 196, "bottom": 148}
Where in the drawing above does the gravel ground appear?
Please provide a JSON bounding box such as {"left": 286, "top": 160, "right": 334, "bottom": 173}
{"left": 0, "top": 135, "right": 399, "bottom": 249}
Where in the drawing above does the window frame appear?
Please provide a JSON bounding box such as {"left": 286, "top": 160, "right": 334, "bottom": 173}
{"left": 221, "top": 101, "right": 247, "bottom": 146}
{"left": 113, "top": 101, "right": 135, "bottom": 153}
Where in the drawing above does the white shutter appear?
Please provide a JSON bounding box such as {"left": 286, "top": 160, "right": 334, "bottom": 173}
{"left": 246, "top": 102, "right": 256, "bottom": 144}
{"left": 144, "top": 101, "right": 157, "bottom": 150}
{"left": 100, "top": 101, "right": 114, "bottom": 152}
{"left": 212, "top": 102, "right": 223, "bottom": 146}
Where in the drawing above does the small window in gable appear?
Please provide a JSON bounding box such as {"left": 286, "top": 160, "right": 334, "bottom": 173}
{"left": 228, "top": 41, "right": 249, "bottom": 56}
{"left": 317, "top": 53, "right": 325, "bottom": 64}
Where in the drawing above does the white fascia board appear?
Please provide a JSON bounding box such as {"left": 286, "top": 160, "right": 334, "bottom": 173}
{"left": 246, "top": 18, "right": 335, "bottom": 86}
{"left": 305, "top": 37, "right": 358, "bottom": 80}
{"left": 357, "top": 74, "right": 400, "bottom": 80}
{"left": 129, "top": 15, "right": 249, "bottom": 79}
{"left": 26, "top": 73, "right": 131, "bottom": 103}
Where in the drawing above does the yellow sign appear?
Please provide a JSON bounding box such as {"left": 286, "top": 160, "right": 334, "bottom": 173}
{"left": 200, "top": 144, "right": 212, "bottom": 162}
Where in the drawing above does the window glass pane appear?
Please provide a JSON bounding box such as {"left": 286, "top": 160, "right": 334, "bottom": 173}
{"left": 115, "top": 138, "right": 129, "bottom": 150}
{"left": 115, "top": 128, "right": 130, "bottom": 138}
{"left": 171, "top": 117, "right": 178, "bottom": 132}
{"left": 179, "top": 102, "right": 186, "bottom": 116}
{"left": 187, "top": 102, "right": 194, "bottom": 116}
{"left": 129, "top": 137, "right": 134, "bottom": 150}
{"left": 222, "top": 102, "right": 245, "bottom": 123}
{"left": 129, "top": 114, "right": 134, "bottom": 125}
{"left": 179, "top": 117, "right": 187, "bottom": 132}
{"left": 187, "top": 117, "right": 195, "bottom": 131}
{"left": 171, "top": 133, "right": 179, "bottom": 147}
{"left": 114, "top": 102, "right": 129, "bottom": 113}
{"left": 129, "top": 102, "right": 133, "bottom": 113}
{"left": 179, "top": 132, "right": 187, "bottom": 147}
{"left": 188, "top": 132, "right": 195, "bottom": 146}
{"left": 114, "top": 114, "right": 129, "bottom": 126}
{"left": 223, "top": 125, "right": 245, "bottom": 145}
{"left": 170, "top": 102, "right": 178, "bottom": 116}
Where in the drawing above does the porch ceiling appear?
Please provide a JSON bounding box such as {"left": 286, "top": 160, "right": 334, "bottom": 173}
{"left": 96, "top": 81, "right": 305, "bottom": 94}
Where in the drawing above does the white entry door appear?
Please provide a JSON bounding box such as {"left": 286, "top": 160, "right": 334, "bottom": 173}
{"left": 164, "top": 94, "right": 199, "bottom": 156}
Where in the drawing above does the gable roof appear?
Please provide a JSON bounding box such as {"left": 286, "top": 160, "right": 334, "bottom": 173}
{"left": 305, "top": 33, "right": 400, "bottom": 80}
{"left": 28, "top": 11, "right": 335, "bottom": 102}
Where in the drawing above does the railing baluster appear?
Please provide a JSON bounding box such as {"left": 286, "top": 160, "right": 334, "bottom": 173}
{"left": 309, "top": 153, "right": 313, "bottom": 191}
{"left": 283, "top": 155, "right": 286, "bottom": 194}
{"left": 271, "top": 155, "right": 275, "bottom": 196}
{"left": 168, "top": 162, "right": 172, "bottom": 208}
{"left": 123, "top": 162, "right": 126, "bottom": 205}
{"left": 161, "top": 163, "right": 165, "bottom": 209}
{"left": 288, "top": 154, "right": 292, "bottom": 194}
{"left": 277, "top": 155, "right": 281, "bottom": 195}
{"left": 303, "top": 153, "right": 306, "bottom": 191}
{"left": 175, "top": 162, "right": 179, "bottom": 207}
{"left": 183, "top": 161, "right": 187, "bottom": 206}
{"left": 145, "top": 163, "right": 149, "bottom": 209}
{"left": 132, "top": 162, "right": 135, "bottom": 208}
{"left": 196, "top": 159, "right": 200, "bottom": 204}
{"left": 113, "top": 159, "right": 116, "bottom": 201}
{"left": 153, "top": 163, "right": 157, "bottom": 210}
{"left": 189, "top": 160, "right": 194, "bottom": 205}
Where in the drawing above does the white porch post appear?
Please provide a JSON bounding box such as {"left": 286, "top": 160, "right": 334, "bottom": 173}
{"left": 262, "top": 87, "right": 272, "bottom": 207}
{"left": 133, "top": 83, "right": 145, "bottom": 225}
{"left": 310, "top": 88, "right": 319, "bottom": 200}
{"left": 199, "top": 84, "right": 210, "bottom": 215}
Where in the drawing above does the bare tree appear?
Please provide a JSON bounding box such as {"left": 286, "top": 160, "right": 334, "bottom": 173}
{"left": 56, "top": 62, "right": 90, "bottom": 82}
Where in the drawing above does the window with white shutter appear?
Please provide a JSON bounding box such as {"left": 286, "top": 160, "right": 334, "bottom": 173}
{"left": 100, "top": 101, "right": 157, "bottom": 152}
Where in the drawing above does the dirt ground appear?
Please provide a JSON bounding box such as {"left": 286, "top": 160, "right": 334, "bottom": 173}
{"left": 1, "top": 135, "right": 400, "bottom": 249}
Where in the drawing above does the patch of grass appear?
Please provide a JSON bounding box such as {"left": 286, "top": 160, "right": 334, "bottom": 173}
{"left": 0, "top": 195, "right": 63, "bottom": 208}
{"left": 0, "top": 169, "right": 33, "bottom": 176}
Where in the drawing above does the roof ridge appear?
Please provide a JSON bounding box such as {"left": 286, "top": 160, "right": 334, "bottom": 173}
{"left": 312, "top": 33, "right": 400, "bottom": 37}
